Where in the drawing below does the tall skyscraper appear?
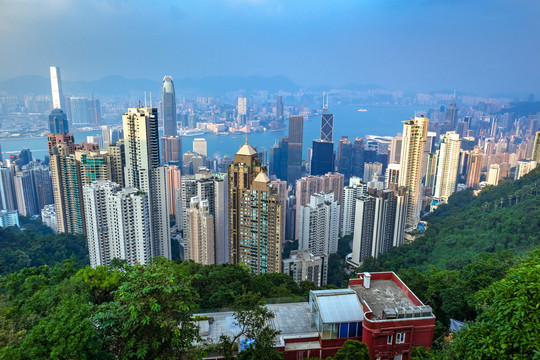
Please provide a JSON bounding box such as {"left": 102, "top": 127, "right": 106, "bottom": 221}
{"left": 320, "top": 109, "right": 334, "bottom": 142}
{"left": 48, "top": 109, "right": 69, "bottom": 134}
{"left": 161, "top": 136, "right": 182, "bottom": 165}
{"left": 350, "top": 188, "right": 408, "bottom": 266}
{"left": 70, "top": 97, "right": 91, "bottom": 126}
{"left": 351, "top": 137, "right": 365, "bottom": 179}
{"left": 487, "top": 164, "right": 500, "bottom": 186}
{"left": 107, "top": 140, "right": 125, "bottom": 187}
{"left": 311, "top": 139, "right": 334, "bottom": 176}
{"left": 466, "top": 148, "right": 483, "bottom": 189}
{"left": 341, "top": 177, "right": 367, "bottom": 237}
{"left": 398, "top": 116, "right": 429, "bottom": 228}
{"left": 180, "top": 173, "right": 227, "bottom": 264}
{"left": 287, "top": 115, "right": 303, "bottom": 184}
{"left": 83, "top": 181, "right": 151, "bottom": 267}
{"left": 13, "top": 169, "right": 38, "bottom": 216}
{"left": 123, "top": 107, "right": 171, "bottom": 259}
{"left": 29, "top": 164, "right": 54, "bottom": 211}
{"left": 185, "top": 196, "right": 215, "bottom": 265}
{"left": 162, "top": 76, "right": 177, "bottom": 137}
{"left": 298, "top": 192, "right": 340, "bottom": 285}
{"left": 167, "top": 165, "right": 181, "bottom": 220}
{"left": 389, "top": 134, "right": 402, "bottom": 164}
{"left": 237, "top": 97, "right": 247, "bottom": 116}
{"left": 269, "top": 137, "right": 288, "bottom": 180}
{"left": 50, "top": 142, "right": 109, "bottom": 235}
{"left": 0, "top": 167, "right": 17, "bottom": 211}
{"left": 337, "top": 136, "right": 353, "bottom": 181}
{"left": 445, "top": 96, "right": 458, "bottom": 129}
{"left": 432, "top": 131, "right": 461, "bottom": 202}
{"left": 89, "top": 98, "right": 102, "bottom": 125}
{"left": 49, "top": 66, "right": 65, "bottom": 110}
{"left": 294, "top": 173, "right": 344, "bottom": 240}
{"left": 50, "top": 144, "right": 85, "bottom": 234}
{"left": 193, "top": 138, "right": 208, "bottom": 157}
{"left": 228, "top": 141, "right": 282, "bottom": 274}
{"left": 276, "top": 95, "right": 284, "bottom": 122}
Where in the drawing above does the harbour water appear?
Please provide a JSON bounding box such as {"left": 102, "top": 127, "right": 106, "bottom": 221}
{"left": 1, "top": 104, "right": 427, "bottom": 161}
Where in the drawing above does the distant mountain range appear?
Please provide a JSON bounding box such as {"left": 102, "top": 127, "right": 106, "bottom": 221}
{"left": 0, "top": 74, "right": 387, "bottom": 98}
{"left": 0, "top": 74, "right": 305, "bottom": 97}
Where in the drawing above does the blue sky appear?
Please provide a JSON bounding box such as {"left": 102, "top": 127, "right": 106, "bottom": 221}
{"left": 1, "top": 0, "right": 539, "bottom": 94}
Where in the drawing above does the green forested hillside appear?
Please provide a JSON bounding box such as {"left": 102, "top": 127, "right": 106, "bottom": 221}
{"left": 0, "top": 217, "right": 89, "bottom": 276}
{"left": 361, "top": 167, "right": 540, "bottom": 272}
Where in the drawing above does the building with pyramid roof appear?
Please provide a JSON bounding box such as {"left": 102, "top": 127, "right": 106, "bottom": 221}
{"left": 227, "top": 140, "right": 285, "bottom": 274}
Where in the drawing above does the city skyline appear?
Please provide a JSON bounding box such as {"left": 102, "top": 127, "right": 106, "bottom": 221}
{"left": 1, "top": 1, "right": 539, "bottom": 95}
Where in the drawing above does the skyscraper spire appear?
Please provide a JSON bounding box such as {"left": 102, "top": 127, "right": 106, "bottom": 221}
{"left": 162, "top": 76, "right": 177, "bottom": 137}
{"left": 49, "top": 66, "right": 65, "bottom": 110}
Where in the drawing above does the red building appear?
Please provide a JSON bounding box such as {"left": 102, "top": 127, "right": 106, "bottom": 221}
{"left": 197, "top": 272, "right": 435, "bottom": 360}
{"left": 349, "top": 272, "right": 436, "bottom": 360}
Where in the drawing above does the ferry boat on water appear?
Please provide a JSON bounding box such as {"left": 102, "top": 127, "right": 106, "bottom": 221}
{"left": 358, "top": 108, "right": 368, "bottom": 112}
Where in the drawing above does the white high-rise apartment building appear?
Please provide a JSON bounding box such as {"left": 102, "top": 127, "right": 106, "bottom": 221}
{"left": 350, "top": 188, "right": 408, "bottom": 267}
{"left": 341, "top": 178, "right": 367, "bottom": 236}
{"left": 185, "top": 196, "right": 215, "bottom": 265}
{"left": 237, "top": 97, "right": 247, "bottom": 116}
{"left": 50, "top": 66, "right": 65, "bottom": 110}
{"left": 294, "top": 173, "right": 344, "bottom": 239}
{"left": 398, "top": 116, "right": 429, "bottom": 228}
{"left": 515, "top": 160, "right": 537, "bottom": 180}
{"left": 0, "top": 167, "right": 17, "bottom": 211}
{"left": 123, "top": 107, "right": 171, "bottom": 259}
{"left": 433, "top": 131, "right": 461, "bottom": 202}
{"left": 298, "top": 192, "right": 340, "bottom": 256}
{"left": 181, "top": 174, "right": 227, "bottom": 264}
{"left": 385, "top": 164, "right": 400, "bottom": 189}
{"left": 83, "top": 181, "right": 151, "bottom": 267}
{"left": 487, "top": 164, "right": 501, "bottom": 186}
{"left": 193, "top": 138, "right": 208, "bottom": 157}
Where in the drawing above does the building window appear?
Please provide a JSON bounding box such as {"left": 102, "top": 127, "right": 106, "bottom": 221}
{"left": 396, "top": 332, "right": 405, "bottom": 344}
{"left": 387, "top": 335, "right": 393, "bottom": 345}
{"left": 394, "top": 354, "right": 403, "bottom": 360}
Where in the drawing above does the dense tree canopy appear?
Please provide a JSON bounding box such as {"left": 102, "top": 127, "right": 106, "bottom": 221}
{"left": 447, "top": 248, "right": 540, "bottom": 359}
{"left": 0, "top": 217, "right": 89, "bottom": 275}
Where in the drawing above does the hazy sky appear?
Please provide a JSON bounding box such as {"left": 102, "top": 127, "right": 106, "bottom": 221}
{"left": 1, "top": 0, "right": 539, "bottom": 94}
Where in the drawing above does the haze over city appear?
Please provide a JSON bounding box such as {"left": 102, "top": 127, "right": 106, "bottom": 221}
{"left": 0, "top": 1, "right": 539, "bottom": 359}
{"left": 1, "top": 0, "right": 540, "bottom": 94}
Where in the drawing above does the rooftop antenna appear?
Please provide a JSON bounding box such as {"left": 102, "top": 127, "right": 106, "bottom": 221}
{"left": 150, "top": 91, "right": 152, "bottom": 107}
{"left": 245, "top": 133, "right": 248, "bottom": 145}
{"left": 144, "top": 91, "right": 147, "bottom": 107}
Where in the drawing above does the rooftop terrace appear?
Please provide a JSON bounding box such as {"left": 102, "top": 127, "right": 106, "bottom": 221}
{"left": 194, "top": 302, "right": 315, "bottom": 344}
{"left": 352, "top": 280, "right": 415, "bottom": 319}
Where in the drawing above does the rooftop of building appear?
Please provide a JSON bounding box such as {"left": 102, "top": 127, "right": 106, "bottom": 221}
{"left": 194, "top": 302, "right": 315, "bottom": 344}
{"left": 236, "top": 141, "right": 257, "bottom": 156}
{"left": 310, "top": 289, "right": 364, "bottom": 324}
{"left": 253, "top": 171, "right": 270, "bottom": 184}
{"left": 349, "top": 272, "right": 433, "bottom": 321}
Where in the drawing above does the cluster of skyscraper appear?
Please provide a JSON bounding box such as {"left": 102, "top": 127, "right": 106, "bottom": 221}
{"left": 3, "top": 66, "right": 539, "bottom": 290}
